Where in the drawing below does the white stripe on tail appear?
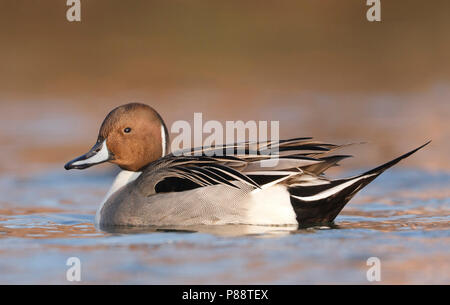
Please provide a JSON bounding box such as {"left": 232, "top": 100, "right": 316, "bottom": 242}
{"left": 291, "top": 173, "right": 377, "bottom": 202}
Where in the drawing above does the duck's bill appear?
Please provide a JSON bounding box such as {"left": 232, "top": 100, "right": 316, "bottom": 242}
{"left": 64, "top": 140, "right": 111, "bottom": 170}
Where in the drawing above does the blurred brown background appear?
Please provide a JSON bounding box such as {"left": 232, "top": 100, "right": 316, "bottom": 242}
{"left": 0, "top": 0, "right": 449, "bottom": 174}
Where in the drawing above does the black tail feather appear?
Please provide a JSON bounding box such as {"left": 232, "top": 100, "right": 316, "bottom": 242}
{"left": 290, "top": 141, "right": 431, "bottom": 227}
{"left": 362, "top": 141, "right": 431, "bottom": 176}
{"left": 303, "top": 155, "right": 353, "bottom": 175}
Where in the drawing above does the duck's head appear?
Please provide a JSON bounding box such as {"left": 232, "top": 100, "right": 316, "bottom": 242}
{"left": 64, "top": 103, "right": 169, "bottom": 172}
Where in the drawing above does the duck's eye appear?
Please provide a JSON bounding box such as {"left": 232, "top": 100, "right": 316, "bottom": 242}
{"left": 123, "top": 127, "right": 132, "bottom": 133}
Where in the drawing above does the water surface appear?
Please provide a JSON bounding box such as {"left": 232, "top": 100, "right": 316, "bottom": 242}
{"left": 0, "top": 169, "right": 448, "bottom": 284}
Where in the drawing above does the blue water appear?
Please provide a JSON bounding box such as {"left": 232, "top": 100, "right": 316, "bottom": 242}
{"left": 0, "top": 169, "right": 449, "bottom": 284}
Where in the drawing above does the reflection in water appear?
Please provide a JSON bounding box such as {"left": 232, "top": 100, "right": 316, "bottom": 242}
{"left": 100, "top": 224, "right": 299, "bottom": 237}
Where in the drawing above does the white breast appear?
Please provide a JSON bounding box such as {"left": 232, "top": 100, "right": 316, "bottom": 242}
{"left": 95, "top": 170, "right": 142, "bottom": 225}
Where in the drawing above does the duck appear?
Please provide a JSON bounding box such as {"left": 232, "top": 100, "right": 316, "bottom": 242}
{"left": 64, "top": 103, "right": 430, "bottom": 228}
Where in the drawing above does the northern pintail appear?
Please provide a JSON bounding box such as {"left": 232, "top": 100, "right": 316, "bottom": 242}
{"left": 64, "top": 103, "right": 430, "bottom": 228}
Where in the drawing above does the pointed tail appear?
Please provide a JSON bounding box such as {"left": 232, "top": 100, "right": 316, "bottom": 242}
{"left": 361, "top": 141, "right": 431, "bottom": 177}
{"left": 289, "top": 141, "right": 431, "bottom": 226}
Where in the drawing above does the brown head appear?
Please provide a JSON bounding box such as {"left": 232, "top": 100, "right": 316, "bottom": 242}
{"left": 64, "top": 103, "right": 169, "bottom": 172}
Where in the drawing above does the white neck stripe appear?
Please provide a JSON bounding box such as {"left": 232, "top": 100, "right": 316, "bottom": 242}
{"left": 291, "top": 174, "right": 377, "bottom": 202}
{"left": 95, "top": 170, "right": 142, "bottom": 225}
{"left": 161, "top": 125, "right": 167, "bottom": 157}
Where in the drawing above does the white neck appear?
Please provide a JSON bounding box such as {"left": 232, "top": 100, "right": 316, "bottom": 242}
{"left": 161, "top": 124, "right": 167, "bottom": 157}
{"left": 95, "top": 170, "right": 142, "bottom": 225}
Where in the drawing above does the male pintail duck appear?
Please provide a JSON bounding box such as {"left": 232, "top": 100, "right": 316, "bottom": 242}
{"left": 64, "top": 103, "right": 430, "bottom": 228}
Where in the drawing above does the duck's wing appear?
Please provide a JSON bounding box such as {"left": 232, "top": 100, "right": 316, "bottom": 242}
{"left": 177, "top": 137, "right": 355, "bottom": 178}
{"left": 136, "top": 138, "right": 354, "bottom": 195}
{"left": 136, "top": 154, "right": 259, "bottom": 196}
